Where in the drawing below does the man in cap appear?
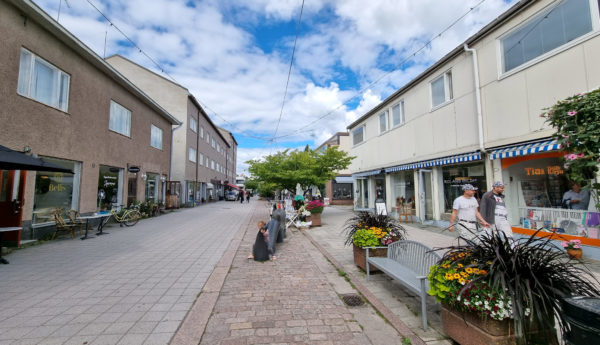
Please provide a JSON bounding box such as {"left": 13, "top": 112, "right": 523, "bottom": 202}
{"left": 449, "top": 184, "right": 490, "bottom": 241}
{"left": 480, "top": 181, "right": 513, "bottom": 239}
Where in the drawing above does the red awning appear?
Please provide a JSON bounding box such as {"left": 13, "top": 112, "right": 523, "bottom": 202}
{"left": 227, "top": 183, "right": 239, "bottom": 190}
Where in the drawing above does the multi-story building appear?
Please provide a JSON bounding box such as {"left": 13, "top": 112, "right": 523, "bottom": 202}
{"left": 315, "top": 132, "right": 353, "bottom": 205}
{"left": 348, "top": 0, "right": 600, "bottom": 255}
{"left": 0, "top": 0, "right": 180, "bottom": 239}
{"left": 218, "top": 127, "right": 238, "bottom": 191}
{"left": 106, "top": 55, "right": 236, "bottom": 204}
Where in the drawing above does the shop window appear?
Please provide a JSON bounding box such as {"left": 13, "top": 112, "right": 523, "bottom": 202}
{"left": 431, "top": 71, "right": 453, "bottom": 108}
{"left": 501, "top": 0, "right": 595, "bottom": 73}
{"left": 145, "top": 173, "right": 158, "bottom": 202}
{"left": 33, "top": 158, "right": 80, "bottom": 224}
{"left": 355, "top": 179, "right": 369, "bottom": 208}
{"left": 17, "top": 48, "right": 70, "bottom": 112}
{"left": 98, "top": 166, "right": 121, "bottom": 210}
{"left": 151, "top": 124, "right": 162, "bottom": 149}
{"left": 391, "top": 171, "right": 414, "bottom": 207}
{"left": 332, "top": 182, "right": 353, "bottom": 200}
{"left": 109, "top": 100, "right": 131, "bottom": 137}
{"left": 442, "top": 162, "right": 487, "bottom": 213}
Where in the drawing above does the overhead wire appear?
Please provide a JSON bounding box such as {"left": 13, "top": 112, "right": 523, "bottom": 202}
{"left": 270, "top": 0, "right": 306, "bottom": 150}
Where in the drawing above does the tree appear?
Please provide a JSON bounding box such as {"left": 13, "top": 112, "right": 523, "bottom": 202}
{"left": 543, "top": 88, "right": 600, "bottom": 208}
{"left": 246, "top": 146, "right": 354, "bottom": 195}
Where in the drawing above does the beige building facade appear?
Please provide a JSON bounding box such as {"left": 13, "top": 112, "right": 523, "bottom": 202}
{"left": 0, "top": 0, "right": 180, "bottom": 239}
{"left": 348, "top": 0, "right": 600, "bottom": 240}
{"left": 106, "top": 55, "right": 236, "bottom": 205}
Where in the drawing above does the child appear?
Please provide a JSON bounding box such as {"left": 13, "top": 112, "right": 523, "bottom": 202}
{"left": 248, "top": 221, "right": 270, "bottom": 261}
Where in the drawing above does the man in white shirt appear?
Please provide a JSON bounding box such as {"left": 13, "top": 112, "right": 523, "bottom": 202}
{"left": 562, "top": 183, "right": 590, "bottom": 210}
{"left": 449, "top": 184, "right": 490, "bottom": 241}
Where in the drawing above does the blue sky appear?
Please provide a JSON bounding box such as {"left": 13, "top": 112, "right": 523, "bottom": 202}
{"left": 33, "top": 0, "right": 517, "bottom": 174}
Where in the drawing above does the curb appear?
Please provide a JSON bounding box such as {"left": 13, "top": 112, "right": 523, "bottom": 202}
{"left": 302, "top": 229, "right": 427, "bottom": 345}
{"left": 170, "top": 204, "right": 256, "bottom": 345}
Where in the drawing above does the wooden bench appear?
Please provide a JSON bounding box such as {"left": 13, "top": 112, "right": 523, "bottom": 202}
{"left": 366, "top": 240, "right": 441, "bottom": 330}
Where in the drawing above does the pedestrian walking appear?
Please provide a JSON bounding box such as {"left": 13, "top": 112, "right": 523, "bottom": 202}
{"left": 239, "top": 189, "right": 244, "bottom": 204}
{"left": 480, "top": 181, "right": 513, "bottom": 240}
{"left": 246, "top": 192, "right": 250, "bottom": 203}
{"left": 449, "top": 184, "right": 490, "bottom": 241}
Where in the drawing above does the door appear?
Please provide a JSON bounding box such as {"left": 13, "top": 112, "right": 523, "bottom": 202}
{"left": 0, "top": 170, "right": 26, "bottom": 245}
{"left": 127, "top": 173, "right": 137, "bottom": 206}
{"left": 419, "top": 169, "right": 433, "bottom": 221}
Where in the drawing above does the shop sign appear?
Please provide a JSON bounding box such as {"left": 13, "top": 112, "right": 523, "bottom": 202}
{"left": 48, "top": 172, "right": 66, "bottom": 192}
{"left": 103, "top": 175, "right": 117, "bottom": 188}
{"left": 444, "top": 177, "right": 477, "bottom": 187}
{"left": 128, "top": 166, "right": 140, "bottom": 173}
{"left": 524, "top": 165, "right": 564, "bottom": 176}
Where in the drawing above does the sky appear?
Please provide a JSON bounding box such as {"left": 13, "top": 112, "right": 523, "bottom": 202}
{"left": 33, "top": 0, "right": 518, "bottom": 174}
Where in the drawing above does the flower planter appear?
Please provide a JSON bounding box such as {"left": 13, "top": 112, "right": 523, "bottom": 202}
{"left": 353, "top": 244, "right": 387, "bottom": 272}
{"left": 309, "top": 212, "right": 322, "bottom": 226}
{"left": 441, "top": 306, "right": 558, "bottom": 345}
{"left": 567, "top": 249, "right": 583, "bottom": 259}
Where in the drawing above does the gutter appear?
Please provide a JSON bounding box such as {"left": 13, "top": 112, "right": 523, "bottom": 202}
{"left": 463, "top": 44, "right": 485, "bottom": 154}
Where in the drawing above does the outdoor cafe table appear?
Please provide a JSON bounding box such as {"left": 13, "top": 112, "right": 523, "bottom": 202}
{"left": 77, "top": 213, "right": 110, "bottom": 240}
{"left": 0, "top": 226, "right": 22, "bottom": 264}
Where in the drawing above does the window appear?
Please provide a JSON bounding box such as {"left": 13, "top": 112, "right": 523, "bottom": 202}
{"left": 501, "top": 0, "right": 595, "bottom": 73}
{"left": 211, "top": 138, "right": 216, "bottom": 148}
{"left": 205, "top": 156, "right": 209, "bottom": 167}
{"left": 199, "top": 153, "right": 203, "bottom": 166}
{"left": 206, "top": 133, "right": 210, "bottom": 143}
{"left": 190, "top": 117, "right": 197, "bottom": 132}
{"left": 216, "top": 163, "right": 220, "bottom": 171}
{"left": 109, "top": 101, "right": 131, "bottom": 137}
{"left": 189, "top": 147, "right": 196, "bottom": 163}
{"left": 379, "top": 111, "right": 388, "bottom": 133}
{"left": 33, "top": 158, "right": 81, "bottom": 224}
{"left": 17, "top": 48, "right": 70, "bottom": 111}
{"left": 211, "top": 160, "right": 215, "bottom": 170}
{"left": 200, "top": 126, "right": 204, "bottom": 138}
{"left": 431, "top": 71, "right": 453, "bottom": 107}
{"left": 150, "top": 125, "right": 163, "bottom": 149}
{"left": 352, "top": 126, "right": 364, "bottom": 145}
{"left": 217, "top": 143, "right": 220, "bottom": 152}
{"left": 392, "top": 101, "right": 405, "bottom": 127}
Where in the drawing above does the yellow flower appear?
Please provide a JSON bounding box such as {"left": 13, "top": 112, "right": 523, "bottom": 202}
{"left": 445, "top": 273, "right": 453, "bottom": 280}
{"left": 457, "top": 263, "right": 463, "bottom": 268}
{"left": 473, "top": 268, "right": 480, "bottom": 274}
{"left": 458, "top": 253, "right": 465, "bottom": 258}
{"left": 460, "top": 272, "right": 468, "bottom": 277}
{"left": 465, "top": 267, "right": 473, "bottom": 274}
{"left": 442, "top": 264, "right": 450, "bottom": 269}
{"left": 453, "top": 273, "right": 460, "bottom": 279}
{"left": 459, "top": 278, "right": 466, "bottom": 285}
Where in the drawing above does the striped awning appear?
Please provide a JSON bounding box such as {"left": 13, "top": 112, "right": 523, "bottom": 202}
{"left": 334, "top": 176, "right": 354, "bottom": 184}
{"left": 352, "top": 169, "right": 383, "bottom": 178}
{"left": 488, "top": 139, "right": 560, "bottom": 160}
{"left": 385, "top": 151, "right": 482, "bottom": 173}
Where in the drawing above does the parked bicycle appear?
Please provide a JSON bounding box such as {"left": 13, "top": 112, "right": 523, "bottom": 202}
{"left": 102, "top": 205, "right": 142, "bottom": 227}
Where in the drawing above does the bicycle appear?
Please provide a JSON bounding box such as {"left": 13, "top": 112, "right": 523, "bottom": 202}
{"left": 102, "top": 205, "right": 142, "bottom": 227}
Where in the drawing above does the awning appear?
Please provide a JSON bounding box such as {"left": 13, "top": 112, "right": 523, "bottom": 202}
{"left": 206, "top": 183, "right": 214, "bottom": 189}
{"left": 385, "top": 151, "right": 482, "bottom": 172}
{"left": 488, "top": 139, "right": 560, "bottom": 160}
{"left": 352, "top": 169, "right": 383, "bottom": 178}
{"left": 227, "top": 183, "right": 239, "bottom": 190}
{"left": 0, "top": 145, "right": 73, "bottom": 173}
{"left": 334, "top": 176, "right": 354, "bottom": 184}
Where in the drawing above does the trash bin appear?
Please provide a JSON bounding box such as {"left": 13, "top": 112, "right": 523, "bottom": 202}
{"left": 562, "top": 296, "right": 600, "bottom": 345}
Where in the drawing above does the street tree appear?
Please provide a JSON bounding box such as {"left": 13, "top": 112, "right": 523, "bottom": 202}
{"left": 246, "top": 146, "right": 354, "bottom": 195}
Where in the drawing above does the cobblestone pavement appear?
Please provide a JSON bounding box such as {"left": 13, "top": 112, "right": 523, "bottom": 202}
{"left": 0, "top": 201, "right": 254, "bottom": 345}
{"left": 198, "top": 204, "right": 384, "bottom": 345}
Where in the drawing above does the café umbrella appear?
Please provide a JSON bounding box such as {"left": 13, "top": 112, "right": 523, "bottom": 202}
{"left": 0, "top": 145, "right": 73, "bottom": 173}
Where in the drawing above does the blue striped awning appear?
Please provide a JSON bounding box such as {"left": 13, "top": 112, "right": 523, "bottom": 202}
{"left": 352, "top": 169, "right": 383, "bottom": 178}
{"left": 488, "top": 139, "right": 560, "bottom": 160}
{"left": 385, "top": 151, "right": 482, "bottom": 173}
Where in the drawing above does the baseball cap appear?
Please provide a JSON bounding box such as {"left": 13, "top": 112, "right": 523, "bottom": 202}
{"left": 461, "top": 184, "right": 478, "bottom": 191}
{"left": 492, "top": 181, "right": 505, "bottom": 188}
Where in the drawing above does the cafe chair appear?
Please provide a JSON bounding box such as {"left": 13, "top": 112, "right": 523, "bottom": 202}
{"left": 67, "top": 209, "right": 86, "bottom": 232}
{"left": 51, "top": 209, "right": 81, "bottom": 240}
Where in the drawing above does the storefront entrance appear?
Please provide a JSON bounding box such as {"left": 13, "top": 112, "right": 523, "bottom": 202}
{"left": 127, "top": 173, "right": 137, "bottom": 206}
{"left": 419, "top": 169, "right": 433, "bottom": 221}
{"left": 98, "top": 166, "right": 122, "bottom": 210}
{"left": 0, "top": 170, "right": 25, "bottom": 245}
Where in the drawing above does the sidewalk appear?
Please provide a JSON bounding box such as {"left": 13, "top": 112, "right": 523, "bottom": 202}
{"left": 175, "top": 202, "right": 411, "bottom": 345}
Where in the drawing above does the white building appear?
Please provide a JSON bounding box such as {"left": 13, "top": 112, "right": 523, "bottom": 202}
{"left": 348, "top": 0, "right": 600, "bottom": 254}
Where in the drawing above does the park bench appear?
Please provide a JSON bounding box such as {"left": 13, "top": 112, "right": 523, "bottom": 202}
{"left": 366, "top": 240, "right": 441, "bottom": 330}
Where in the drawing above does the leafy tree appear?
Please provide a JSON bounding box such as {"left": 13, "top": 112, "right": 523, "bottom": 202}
{"left": 543, "top": 88, "right": 600, "bottom": 208}
{"left": 246, "top": 146, "right": 354, "bottom": 194}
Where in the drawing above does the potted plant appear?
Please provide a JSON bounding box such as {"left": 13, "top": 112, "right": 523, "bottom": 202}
{"left": 306, "top": 199, "right": 324, "bottom": 226}
{"left": 343, "top": 211, "right": 406, "bottom": 271}
{"left": 562, "top": 239, "right": 583, "bottom": 259}
{"left": 428, "top": 231, "right": 599, "bottom": 345}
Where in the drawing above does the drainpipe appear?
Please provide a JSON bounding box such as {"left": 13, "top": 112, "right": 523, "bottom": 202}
{"left": 464, "top": 44, "right": 485, "bottom": 154}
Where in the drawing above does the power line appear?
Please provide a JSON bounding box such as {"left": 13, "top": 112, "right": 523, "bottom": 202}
{"left": 270, "top": 0, "right": 489, "bottom": 141}
{"left": 271, "top": 0, "right": 305, "bottom": 148}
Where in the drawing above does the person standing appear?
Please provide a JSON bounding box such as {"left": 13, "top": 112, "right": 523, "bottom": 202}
{"left": 480, "top": 181, "right": 513, "bottom": 239}
{"left": 246, "top": 192, "right": 250, "bottom": 203}
{"left": 449, "top": 184, "right": 490, "bottom": 241}
{"left": 562, "top": 183, "right": 590, "bottom": 210}
{"left": 239, "top": 189, "right": 245, "bottom": 204}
